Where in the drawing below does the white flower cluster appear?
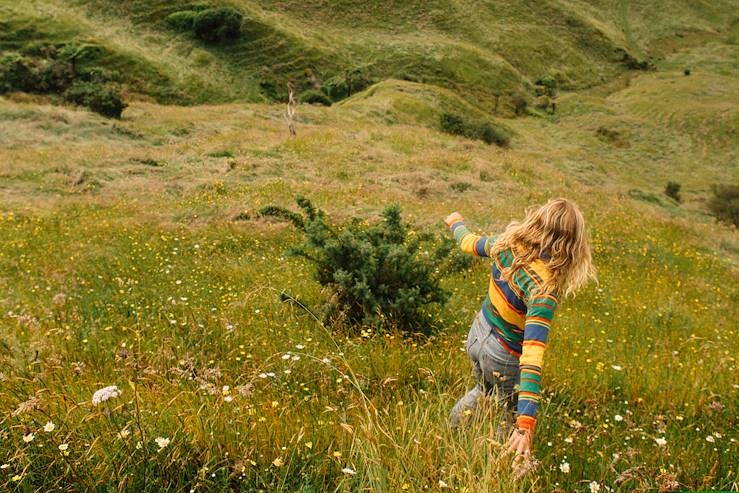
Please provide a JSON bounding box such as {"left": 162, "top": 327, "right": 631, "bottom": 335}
{"left": 91, "top": 385, "right": 122, "bottom": 406}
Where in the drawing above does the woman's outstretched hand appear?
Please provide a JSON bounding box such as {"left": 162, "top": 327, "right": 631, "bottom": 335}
{"left": 502, "top": 427, "right": 534, "bottom": 477}
{"left": 445, "top": 212, "right": 463, "bottom": 226}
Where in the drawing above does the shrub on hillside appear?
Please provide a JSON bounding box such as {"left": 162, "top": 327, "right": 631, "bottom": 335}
{"left": 440, "top": 112, "right": 510, "bottom": 147}
{"left": 166, "top": 11, "right": 199, "bottom": 31}
{"left": 665, "top": 181, "right": 682, "bottom": 203}
{"left": 0, "top": 53, "right": 38, "bottom": 93}
{"left": 707, "top": 184, "right": 739, "bottom": 227}
{"left": 259, "top": 197, "right": 450, "bottom": 332}
{"left": 63, "top": 81, "right": 127, "bottom": 119}
{"left": 535, "top": 75, "right": 557, "bottom": 97}
{"left": 299, "top": 89, "right": 332, "bottom": 106}
{"left": 192, "top": 7, "right": 242, "bottom": 43}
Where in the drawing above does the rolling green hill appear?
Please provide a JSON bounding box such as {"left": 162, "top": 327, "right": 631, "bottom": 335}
{"left": 2, "top": 0, "right": 737, "bottom": 105}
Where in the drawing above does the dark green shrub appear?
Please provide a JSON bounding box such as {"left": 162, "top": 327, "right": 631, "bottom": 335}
{"left": 36, "top": 59, "right": 75, "bottom": 92}
{"left": 478, "top": 121, "right": 510, "bottom": 146}
{"left": 511, "top": 92, "right": 528, "bottom": 115}
{"left": 299, "top": 89, "right": 332, "bottom": 106}
{"left": 63, "top": 81, "right": 127, "bottom": 118}
{"left": 259, "top": 197, "right": 449, "bottom": 332}
{"left": 707, "top": 184, "right": 739, "bottom": 226}
{"left": 166, "top": 10, "right": 198, "bottom": 31}
{"left": 192, "top": 7, "right": 242, "bottom": 43}
{"left": 535, "top": 75, "right": 557, "bottom": 97}
{"left": 440, "top": 112, "right": 510, "bottom": 147}
{"left": 665, "top": 181, "right": 682, "bottom": 203}
{"left": 321, "top": 76, "right": 348, "bottom": 100}
{"left": 0, "top": 53, "right": 38, "bottom": 93}
{"left": 450, "top": 182, "right": 472, "bottom": 193}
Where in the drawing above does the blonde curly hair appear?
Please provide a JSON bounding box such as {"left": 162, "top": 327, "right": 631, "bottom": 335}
{"left": 491, "top": 198, "right": 597, "bottom": 298}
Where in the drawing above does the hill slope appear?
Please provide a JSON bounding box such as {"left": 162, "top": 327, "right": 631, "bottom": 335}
{"left": 2, "top": 0, "right": 737, "bottom": 105}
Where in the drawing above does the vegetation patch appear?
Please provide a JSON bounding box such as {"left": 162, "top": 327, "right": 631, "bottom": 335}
{"left": 167, "top": 7, "right": 243, "bottom": 43}
{"left": 440, "top": 112, "right": 510, "bottom": 147}
{"left": 259, "top": 197, "right": 449, "bottom": 332}
{"left": 0, "top": 48, "right": 126, "bottom": 118}
{"left": 707, "top": 184, "right": 738, "bottom": 226}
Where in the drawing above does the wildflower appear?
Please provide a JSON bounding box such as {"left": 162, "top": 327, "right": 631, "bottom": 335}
{"left": 11, "top": 475, "right": 21, "bottom": 482}
{"left": 155, "top": 437, "right": 170, "bottom": 450}
{"left": 559, "top": 462, "right": 570, "bottom": 473}
{"left": 589, "top": 481, "right": 600, "bottom": 492}
{"left": 117, "top": 429, "right": 130, "bottom": 439}
{"left": 611, "top": 365, "right": 622, "bottom": 371}
{"left": 224, "top": 395, "right": 233, "bottom": 403}
{"left": 272, "top": 457, "right": 283, "bottom": 467}
{"left": 342, "top": 467, "right": 356, "bottom": 475}
{"left": 281, "top": 354, "right": 291, "bottom": 360}
{"left": 58, "top": 443, "right": 68, "bottom": 451}
{"left": 614, "top": 415, "right": 623, "bottom": 422}
{"left": 322, "top": 358, "right": 331, "bottom": 364}
{"left": 0, "top": 464, "right": 9, "bottom": 469}
{"left": 439, "top": 480, "right": 450, "bottom": 488}
{"left": 222, "top": 385, "right": 230, "bottom": 395}
{"left": 22, "top": 433, "right": 34, "bottom": 443}
{"left": 296, "top": 344, "right": 305, "bottom": 350}
{"left": 43, "top": 421, "right": 55, "bottom": 432}
{"left": 564, "top": 437, "right": 573, "bottom": 443}
{"left": 333, "top": 451, "right": 342, "bottom": 458}
{"left": 655, "top": 437, "right": 667, "bottom": 446}
{"left": 706, "top": 435, "right": 715, "bottom": 443}
{"left": 92, "top": 385, "right": 121, "bottom": 406}
{"left": 305, "top": 441, "right": 313, "bottom": 449}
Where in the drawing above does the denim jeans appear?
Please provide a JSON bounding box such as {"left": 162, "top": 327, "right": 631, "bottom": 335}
{"left": 450, "top": 312, "right": 520, "bottom": 439}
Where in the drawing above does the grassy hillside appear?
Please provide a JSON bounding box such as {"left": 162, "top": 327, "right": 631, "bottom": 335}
{"left": 0, "top": 2, "right": 737, "bottom": 492}
{"left": 2, "top": 0, "right": 737, "bottom": 105}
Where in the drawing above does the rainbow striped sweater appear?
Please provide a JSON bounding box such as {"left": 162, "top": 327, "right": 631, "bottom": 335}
{"left": 447, "top": 215, "right": 559, "bottom": 431}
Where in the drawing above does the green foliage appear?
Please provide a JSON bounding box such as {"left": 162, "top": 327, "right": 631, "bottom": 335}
{"left": 707, "top": 184, "right": 739, "bottom": 226}
{"left": 192, "top": 7, "right": 243, "bottom": 43}
{"left": 260, "top": 197, "right": 449, "bottom": 332}
{"left": 321, "top": 67, "right": 375, "bottom": 101}
{"left": 439, "top": 112, "right": 510, "bottom": 147}
{"left": 63, "top": 81, "right": 127, "bottom": 119}
{"left": 166, "top": 11, "right": 199, "bottom": 31}
{"left": 299, "top": 89, "right": 332, "bottom": 106}
{"left": 535, "top": 75, "right": 557, "bottom": 97}
{"left": 665, "top": 181, "right": 682, "bottom": 203}
{"left": 0, "top": 52, "right": 38, "bottom": 93}
{"left": 450, "top": 182, "right": 472, "bottom": 193}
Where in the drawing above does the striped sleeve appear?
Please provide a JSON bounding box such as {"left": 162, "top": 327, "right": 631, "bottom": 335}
{"left": 516, "top": 291, "right": 558, "bottom": 431}
{"left": 447, "top": 219, "right": 495, "bottom": 258}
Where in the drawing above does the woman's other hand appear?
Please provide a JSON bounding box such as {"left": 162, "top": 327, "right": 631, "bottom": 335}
{"left": 502, "top": 427, "right": 533, "bottom": 474}
{"left": 445, "top": 212, "right": 463, "bottom": 226}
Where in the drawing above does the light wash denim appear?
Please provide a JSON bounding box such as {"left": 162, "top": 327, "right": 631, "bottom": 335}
{"left": 450, "top": 312, "right": 520, "bottom": 439}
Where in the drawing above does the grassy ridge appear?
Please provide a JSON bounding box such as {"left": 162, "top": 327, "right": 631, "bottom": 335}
{"left": 3, "top": 0, "right": 737, "bottom": 105}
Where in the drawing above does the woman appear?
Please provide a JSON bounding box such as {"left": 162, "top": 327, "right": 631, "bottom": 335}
{"left": 445, "top": 198, "right": 596, "bottom": 465}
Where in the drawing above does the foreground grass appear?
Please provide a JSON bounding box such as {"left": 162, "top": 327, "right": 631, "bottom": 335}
{"left": 0, "top": 198, "right": 736, "bottom": 492}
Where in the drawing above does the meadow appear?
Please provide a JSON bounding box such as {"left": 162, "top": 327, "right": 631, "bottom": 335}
{"left": 1, "top": 1, "right": 738, "bottom": 491}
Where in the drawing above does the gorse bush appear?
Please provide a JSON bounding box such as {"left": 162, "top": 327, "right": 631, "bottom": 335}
{"left": 0, "top": 53, "right": 38, "bottom": 93}
{"left": 707, "top": 184, "right": 739, "bottom": 226}
{"left": 63, "top": 81, "right": 127, "bottom": 119}
{"left": 299, "top": 89, "right": 332, "bottom": 106}
{"left": 192, "top": 7, "right": 242, "bottom": 43}
{"left": 440, "top": 112, "right": 510, "bottom": 147}
{"left": 166, "top": 10, "right": 199, "bottom": 31}
{"left": 260, "top": 197, "right": 449, "bottom": 332}
{"left": 665, "top": 181, "right": 682, "bottom": 203}
{"left": 166, "top": 7, "right": 242, "bottom": 43}
{"left": 0, "top": 47, "right": 126, "bottom": 118}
